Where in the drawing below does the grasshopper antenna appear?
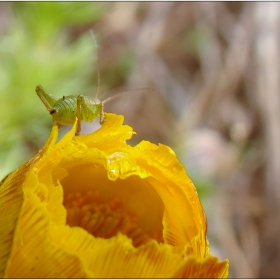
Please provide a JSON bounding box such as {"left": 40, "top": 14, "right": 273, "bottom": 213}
{"left": 90, "top": 29, "right": 100, "bottom": 99}
{"left": 102, "top": 87, "right": 154, "bottom": 104}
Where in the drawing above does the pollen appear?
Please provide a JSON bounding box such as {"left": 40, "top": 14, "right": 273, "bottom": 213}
{"left": 64, "top": 190, "right": 163, "bottom": 247}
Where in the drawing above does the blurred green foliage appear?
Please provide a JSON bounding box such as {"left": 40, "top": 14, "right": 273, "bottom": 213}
{"left": 0, "top": 2, "right": 112, "bottom": 178}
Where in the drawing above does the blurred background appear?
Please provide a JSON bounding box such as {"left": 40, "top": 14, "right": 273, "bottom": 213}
{"left": 1, "top": 2, "right": 280, "bottom": 277}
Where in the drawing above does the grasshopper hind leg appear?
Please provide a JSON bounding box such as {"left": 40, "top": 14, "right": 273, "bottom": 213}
{"left": 75, "top": 95, "right": 83, "bottom": 136}
{"left": 100, "top": 102, "right": 104, "bottom": 125}
{"left": 75, "top": 95, "right": 105, "bottom": 136}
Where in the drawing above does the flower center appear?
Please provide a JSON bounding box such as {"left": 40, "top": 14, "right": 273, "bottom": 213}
{"left": 64, "top": 190, "right": 163, "bottom": 247}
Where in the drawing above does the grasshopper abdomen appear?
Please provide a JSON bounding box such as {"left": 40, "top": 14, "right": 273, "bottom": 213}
{"left": 51, "top": 95, "right": 102, "bottom": 126}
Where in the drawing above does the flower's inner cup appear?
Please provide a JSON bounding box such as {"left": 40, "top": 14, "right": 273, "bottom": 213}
{"left": 61, "top": 164, "right": 164, "bottom": 247}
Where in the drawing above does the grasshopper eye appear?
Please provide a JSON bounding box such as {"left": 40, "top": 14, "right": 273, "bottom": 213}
{"left": 50, "top": 109, "right": 56, "bottom": 115}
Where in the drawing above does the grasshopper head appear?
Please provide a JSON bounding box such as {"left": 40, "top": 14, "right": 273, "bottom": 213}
{"left": 50, "top": 109, "right": 57, "bottom": 115}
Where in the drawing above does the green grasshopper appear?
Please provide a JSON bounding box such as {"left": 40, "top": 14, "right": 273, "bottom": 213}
{"left": 36, "top": 31, "right": 149, "bottom": 136}
{"left": 35, "top": 85, "right": 148, "bottom": 136}
{"left": 36, "top": 84, "right": 105, "bottom": 136}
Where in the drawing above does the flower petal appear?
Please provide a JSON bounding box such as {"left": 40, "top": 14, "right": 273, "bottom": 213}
{"left": 0, "top": 125, "right": 58, "bottom": 277}
{"left": 169, "top": 255, "right": 229, "bottom": 278}
{"left": 48, "top": 228, "right": 188, "bottom": 278}
{"left": 79, "top": 113, "right": 135, "bottom": 149}
{"left": 5, "top": 187, "right": 92, "bottom": 278}
{"left": 130, "top": 141, "right": 207, "bottom": 254}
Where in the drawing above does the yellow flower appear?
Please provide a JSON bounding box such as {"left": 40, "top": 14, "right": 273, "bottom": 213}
{"left": 0, "top": 113, "right": 229, "bottom": 278}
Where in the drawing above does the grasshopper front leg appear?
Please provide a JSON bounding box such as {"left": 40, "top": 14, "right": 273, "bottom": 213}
{"left": 36, "top": 85, "right": 62, "bottom": 130}
{"left": 35, "top": 85, "right": 58, "bottom": 112}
